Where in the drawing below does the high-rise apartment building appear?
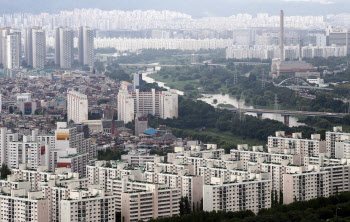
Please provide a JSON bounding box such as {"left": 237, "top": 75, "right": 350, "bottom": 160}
{"left": 283, "top": 171, "right": 330, "bottom": 204}
{"left": 117, "top": 89, "right": 178, "bottom": 123}
{"left": 133, "top": 73, "right": 142, "bottom": 92}
{"left": 78, "top": 26, "right": 94, "bottom": 66}
{"left": 4, "top": 31, "right": 21, "bottom": 69}
{"left": 268, "top": 131, "right": 326, "bottom": 157}
{"left": 0, "top": 127, "right": 19, "bottom": 166}
{"left": 326, "top": 26, "right": 350, "bottom": 55}
{"left": 26, "top": 27, "right": 46, "bottom": 69}
{"left": 0, "top": 28, "right": 21, "bottom": 69}
{"left": 0, "top": 192, "right": 49, "bottom": 222}
{"left": 55, "top": 27, "right": 74, "bottom": 69}
{"left": 67, "top": 90, "right": 89, "bottom": 124}
{"left": 61, "top": 193, "right": 116, "bottom": 222}
{"left": 203, "top": 178, "right": 272, "bottom": 214}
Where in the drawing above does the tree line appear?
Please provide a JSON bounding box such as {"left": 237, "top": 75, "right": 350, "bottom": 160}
{"left": 150, "top": 96, "right": 318, "bottom": 153}
{"left": 147, "top": 191, "right": 350, "bottom": 222}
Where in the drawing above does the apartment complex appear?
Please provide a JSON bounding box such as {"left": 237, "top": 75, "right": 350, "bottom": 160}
{"left": 0, "top": 122, "right": 96, "bottom": 177}
{"left": 117, "top": 89, "right": 178, "bottom": 123}
{"left": 226, "top": 44, "right": 347, "bottom": 60}
{"left": 1, "top": 127, "right": 350, "bottom": 221}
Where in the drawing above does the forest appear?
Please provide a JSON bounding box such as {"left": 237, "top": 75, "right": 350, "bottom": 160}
{"left": 150, "top": 96, "right": 318, "bottom": 152}
{"left": 115, "top": 49, "right": 225, "bottom": 65}
{"left": 150, "top": 60, "right": 350, "bottom": 115}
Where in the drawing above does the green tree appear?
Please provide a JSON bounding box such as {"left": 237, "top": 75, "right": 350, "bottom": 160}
{"left": 82, "top": 65, "right": 90, "bottom": 71}
{"left": 184, "top": 84, "right": 194, "bottom": 91}
{"left": 0, "top": 163, "right": 11, "bottom": 179}
{"left": 105, "top": 161, "right": 112, "bottom": 168}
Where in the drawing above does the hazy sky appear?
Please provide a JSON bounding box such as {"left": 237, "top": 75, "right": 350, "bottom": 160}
{"left": 1, "top": 0, "right": 350, "bottom": 17}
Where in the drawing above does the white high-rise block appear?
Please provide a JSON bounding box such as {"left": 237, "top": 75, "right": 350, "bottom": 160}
{"left": 5, "top": 33, "right": 21, "bottom": 69}
{"left": 78, "top": 26, "right": 94, "bottom": 66}
{"left": 67, "top": 90, "right": 89, "bottom": 124}
{"left": 117, "top": 89, "right": 178, "bottom": 123}
{"left": 55, "top": 27, "right": 73, "bottom": 69}
{"left": 26, "top": 27, "right": 46, "bottom": 69}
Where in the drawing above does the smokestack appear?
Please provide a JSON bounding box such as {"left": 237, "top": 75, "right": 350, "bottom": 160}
{"left": 299, "top": 37, "right": 303, "bottom": 61}
{"left": 280, "top": 10, "right": 284, "bottom": 61}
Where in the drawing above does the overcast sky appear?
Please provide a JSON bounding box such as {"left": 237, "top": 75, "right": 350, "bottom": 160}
{"left": 1, "top": 0, "right": 349, "bottom": 17}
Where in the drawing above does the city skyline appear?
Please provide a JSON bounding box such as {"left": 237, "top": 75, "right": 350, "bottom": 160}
{"left": 0, "top": 1, "right": 350, "bottom": 222}
{"left": 1, "top": 0, "right": 350, "bottom": 17}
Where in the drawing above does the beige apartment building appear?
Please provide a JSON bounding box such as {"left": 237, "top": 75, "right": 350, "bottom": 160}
{"left": 203, "top": 178, "right": 271, "bottom": 214}
{"left": 268, "top": 131, "right": 325, "bottom": 157}
{"left": 0, "top": 193, "right": 48, "bottom": 222}
{"left": 107, "top": 176, "right": 180, "bottom": 222}
{"left": 326, "top": 127, "right": 350, "bottom": 158}
{"left": 60, "top": 193, "right": 116, "bottom": 222}
{"left": 283, "top": 171, "right": 330, "bottom": 204}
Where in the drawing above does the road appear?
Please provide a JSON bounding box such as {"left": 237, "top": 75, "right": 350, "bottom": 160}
{"left": 221, "top": 107, "right": 348, "bottom": 118}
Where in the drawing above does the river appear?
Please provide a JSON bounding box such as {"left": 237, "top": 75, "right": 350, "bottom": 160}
{"left": 142, "top": 72, "right": 304, "bottom": 127}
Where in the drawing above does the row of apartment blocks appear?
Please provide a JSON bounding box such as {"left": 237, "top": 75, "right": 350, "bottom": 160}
{"left": 0, "top": 26, "right": 94, "bottom": 70}
{"left": 225, "top": 44, "right": 347, "bottom": 60}
{"left": 0, "top": 127, "right": 350, "bottom": 221}
{"left": 0, "top": 122, "right": 97, "bottom": 177}
{"left": 0, "top": 162, "right": 180, "bottom": 222}
{"left": 267, "top": 127, "right": 350, "bottom": 159}
{"left": 2, "top": 146, "right": 350, "bottom": 221}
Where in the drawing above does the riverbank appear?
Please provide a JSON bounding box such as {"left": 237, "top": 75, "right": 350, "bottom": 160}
{"left": 144, "top": 72, "right": 305, "bottom": 127}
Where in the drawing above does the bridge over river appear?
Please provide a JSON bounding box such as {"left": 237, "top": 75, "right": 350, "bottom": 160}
{"left": 221, "top": 107, "right": 348, "bottom": 126}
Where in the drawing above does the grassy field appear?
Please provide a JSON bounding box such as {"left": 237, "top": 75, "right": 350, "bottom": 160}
{"left": 149, "top": 72, "right": 202, "bottom": 92}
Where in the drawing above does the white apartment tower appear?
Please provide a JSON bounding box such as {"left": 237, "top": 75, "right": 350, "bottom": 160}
{"left": 117, "top": 90, "right": 135, "bottom": 124}
{"left": 0, "top": 28, "right": 21, "bottom": 69}
{"left": 117, "top": 89, "right": 178, "bottom": 123}
{"left": 67, "top": 90, "right": 89, "bottom": 124}
{"left": 55, "top": 27, "right": 74, "bottom": 69}
{"left": 78, "top": 26, "right": 94, "bottom": 66}
{"left": 5, "top": 32, "right": 21, "bottom": 69}
{"left": 26, "top": 27, "right": 46, "bottom": 69}
{"left": 0, "top": 127, "right": 19, "bottom": 166}
{"left": 0, "top": 127, "right": 6, "bottom": 165}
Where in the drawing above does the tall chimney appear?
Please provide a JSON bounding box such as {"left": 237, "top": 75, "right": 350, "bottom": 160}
{"left": 299, "top": 37, "right": 303, "bottom": 61}
{"left": 280, "top": 10, "right": 284, "bottom": 61}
